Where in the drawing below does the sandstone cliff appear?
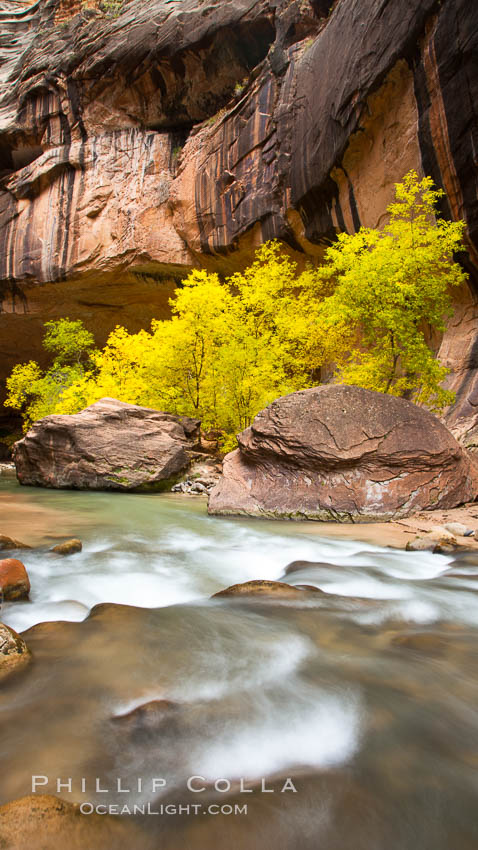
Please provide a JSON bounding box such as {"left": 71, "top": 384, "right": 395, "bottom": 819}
{"left": 0, "top": 0, "right": 477, "bottom": 432}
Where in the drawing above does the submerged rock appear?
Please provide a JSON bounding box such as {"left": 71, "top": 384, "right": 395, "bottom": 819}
{"left": 0, "top": 558, "right": 30, "bottom": 600}
{"left": 209, "top": 386, "right": 478, "bottom": 522}
{"left": 212, "top": 579, "right": 313, "bottom": 599}
{"left": 0, "top": 533, "right": 31, "bottom": 551}
{"left": 284, "top": 560, "right": 339, "bottom": 575}
{"left": 50, "top": 539, "right": 83, "bottom": 556}
{"left": 112, "top": 699, "right": 179, "bottom": 735}
{"left": 0, "top": 794, "right": 146, "bottom": 850}
{"left": 13, "top": 398, "right": 200, "bottom": 491}
{"left": 391, "top": 633, "right": 448, "bottom": 655}
{"left": 0, "top": 622, "right": 31, "bottom": 678}
{"left": 443, "top": 570, "right": 478, "bottom": 581}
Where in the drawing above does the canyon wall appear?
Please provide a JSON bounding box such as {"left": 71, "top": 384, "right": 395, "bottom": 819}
{"left": 0, "top": 0, "right": 477, "bottom": 433}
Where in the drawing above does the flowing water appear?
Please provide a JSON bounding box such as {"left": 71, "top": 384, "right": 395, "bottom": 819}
{"left": 1, "top": 472, "right": 478, "bottom": 849}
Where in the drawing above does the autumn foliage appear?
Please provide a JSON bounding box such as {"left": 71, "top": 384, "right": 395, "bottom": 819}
{"left": 6, "top": 172, "right": 467, "bottom": 444}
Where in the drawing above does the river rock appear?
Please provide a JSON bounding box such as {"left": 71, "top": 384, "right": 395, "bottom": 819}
{"left": 0, "top": 558, "right": 30, "bottom": 600}
{"left": 406, "top": 537, "right": 439, "bottom": 553}
{"left": 13, "top": 398, "right": 201, "bottom": 491}
{"left": 284, "top": 560, "right": 339, "bottom": 575}
{"left": 209, "top": 386, "right": 478, "bottom": 522}
{"left": 50, "top": 539, "right": 83, "bottom": 556}
{"left": 212, "top": 579, "right": 312, "bottom": 599}
{"left": 0, "top": 622, "right": 31, "bottom": 678}
{"left": 0, "top": 533, "right": 31, "bottom": 551}
{"left": 112, "top": 699, "right": 179, "bottom": 734}
{"left": 0, "top": 795, "right": 146, "bottom": 850}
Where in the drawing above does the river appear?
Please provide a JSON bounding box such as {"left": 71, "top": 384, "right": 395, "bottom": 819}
{"left": 1, "top": 471, "right": 478, "bottom": 849}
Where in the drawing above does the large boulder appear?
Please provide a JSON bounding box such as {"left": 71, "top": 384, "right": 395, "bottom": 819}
{"left": 13, "top": 398, "right": 200, "bottom": 491}
{"left": 208, "top": 386, "right": 478, "bottom": 522}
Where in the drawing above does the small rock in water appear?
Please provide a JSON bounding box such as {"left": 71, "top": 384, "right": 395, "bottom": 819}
{"left": 406, "top": 526, "right": 460, "bottom": 553}
{"left": 284, "top": 560, "right": 338, "bottom": 575}
{"left": 406, "top": 537, "right": 437, "bottom": 552}
{"left": 0, "top": 558, "right": 30, "bottom": 600}
{"left": 112, "top": 699, "right": 178, "bottom": 733}
{"left": 294, "top": 584, "right": 327, "bottom": 594}
{"left": 0, "top": 534, "right": 31, "bottom": 551}
{"left": 212, "top": 579, "right": 313, "bottom": 599}
{"left": 50, "top": 539, "right": 82, "bottom": 556}
{"left": 434, "top": 542, "right": 459, "bottom": 554}
{"left": 0, "top": 622, "right": 31, "bottom": 678}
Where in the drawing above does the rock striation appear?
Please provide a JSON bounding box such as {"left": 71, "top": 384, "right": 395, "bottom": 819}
{"left": 13, "top": 397, "right": 200, "bottom": 490}
{"left": 208, "top": 386, "right": 478, "bottom": 522}
{"left": 0, "top": 0, "right": 477, "bottom": 434}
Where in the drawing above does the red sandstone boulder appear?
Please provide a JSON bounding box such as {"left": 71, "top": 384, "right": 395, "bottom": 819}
{"left": 13, "top": 398, "right": 200, "bottom": 491}
{"left": 0, "top": 558, "right": 30, "bottom": 600}
{"left": 208, "top": 386, "right": 478, "bottom": 522}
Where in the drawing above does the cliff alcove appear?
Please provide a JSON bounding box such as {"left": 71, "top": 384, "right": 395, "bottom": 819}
{"left": 0, "top": 0, "right": 476, "bottom": 439}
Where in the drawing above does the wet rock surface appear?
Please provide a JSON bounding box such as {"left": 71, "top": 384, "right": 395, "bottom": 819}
{"left": 1, "top": 595, "right": 478, "bottom": 850}
{"left": 0, "top": 533, "right": 30, "bottom": 551}
{"left": 13, "top": 398, "right": 200, "bottom": 491}
{"left": 0, "top": 794, "right": 151, "bottom": 850}
{"left": 212, "top": 579, "right": 313, "bottom": 599}
{"left": 50, "top": 538, "right": 82, "bottom": 556}
{"left": 0, "top": 622, "right": 31, "bottom": 677}
{"left": 0, "top": 557, "right": 30, "bottom": 600}
{"left": 209, "top": 385, "right": 478, "bottom": 522}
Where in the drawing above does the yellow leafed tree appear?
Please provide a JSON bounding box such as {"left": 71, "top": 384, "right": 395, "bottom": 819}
{"left": 5, "top": 172, "right": 467, "bottom": 441}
